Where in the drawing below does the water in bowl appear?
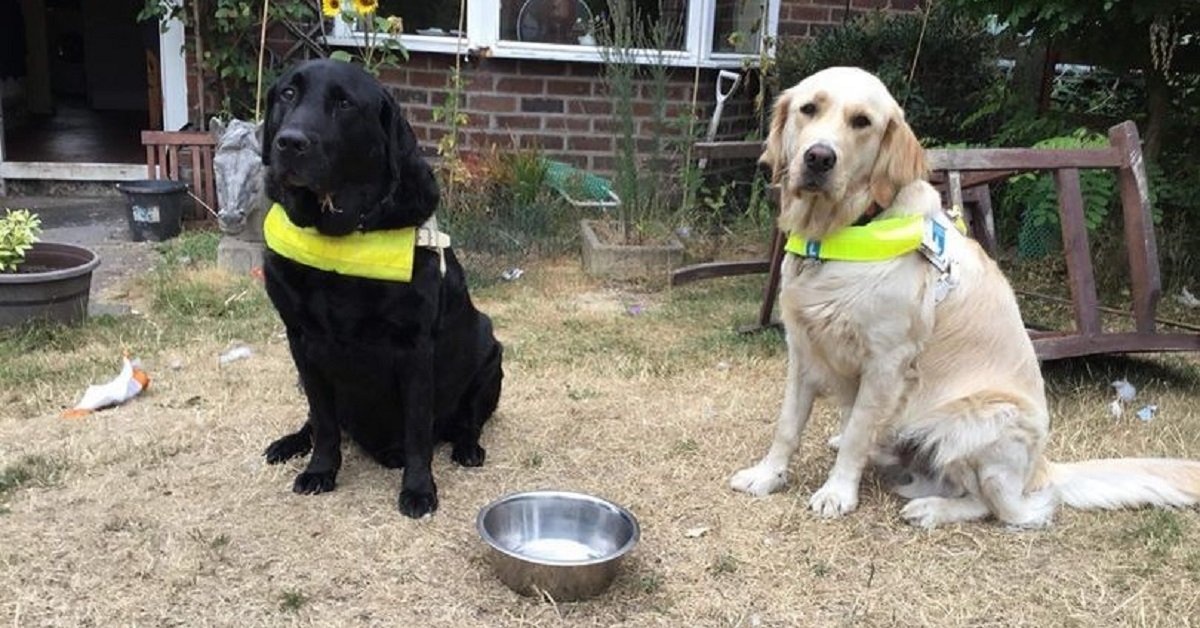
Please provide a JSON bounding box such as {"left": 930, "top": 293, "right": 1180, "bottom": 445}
{"left": 516, "top": 537, "right": 605, "bottom": 562}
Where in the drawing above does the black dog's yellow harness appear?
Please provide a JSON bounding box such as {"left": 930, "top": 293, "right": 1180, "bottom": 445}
{"left": 263, "top": 203, "right": 450, "bottom": 282}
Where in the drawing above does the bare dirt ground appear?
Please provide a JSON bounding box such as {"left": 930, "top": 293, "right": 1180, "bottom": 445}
{"left": 1, "top": 254, "right": 1199, "bottom": 627}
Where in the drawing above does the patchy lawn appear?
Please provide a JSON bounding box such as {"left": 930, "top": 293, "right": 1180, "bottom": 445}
{"left": 1, "top": 235, "right": 1199, "bottom": 626}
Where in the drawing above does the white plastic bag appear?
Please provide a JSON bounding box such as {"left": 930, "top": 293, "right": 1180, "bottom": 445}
{"left": 63, "top": 355, "right": 150, "bottom": 418}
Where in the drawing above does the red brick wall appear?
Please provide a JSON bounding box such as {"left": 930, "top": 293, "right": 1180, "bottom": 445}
{"left": 381, "top": 52, "right": 761, "bottom": 174}
{"left": 183, "top": 2, "right": 919, "bottom": 170}
{"left": 777, "top": 0, "right": 920, "bottom": 39}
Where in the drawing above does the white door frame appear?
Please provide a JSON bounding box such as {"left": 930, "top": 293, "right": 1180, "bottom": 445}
{"left": 0, "top": 5, "right": 189, "bottom": 192}
{"left": 159, "top": 2, "right": 189, "bottom": 132}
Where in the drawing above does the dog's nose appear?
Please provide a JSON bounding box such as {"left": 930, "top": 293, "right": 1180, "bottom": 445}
{"left": 803, "top": 145, "right": 837, "bottom": 174}
{"left": 274, "top": 130, "right": 312, "bottom": 155}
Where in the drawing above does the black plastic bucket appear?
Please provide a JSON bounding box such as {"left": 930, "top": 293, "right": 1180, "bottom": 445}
{"left": 116, "top": 179, "right": 188, "bottom": 242}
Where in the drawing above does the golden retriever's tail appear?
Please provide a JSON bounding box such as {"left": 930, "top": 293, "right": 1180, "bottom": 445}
{"left": 1048, "top": 458, "right": 1200, "bottom": 510}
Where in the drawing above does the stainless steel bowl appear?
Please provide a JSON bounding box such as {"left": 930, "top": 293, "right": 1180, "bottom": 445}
{"left": 477, "top": 490, "right": 640, "bottom": 601}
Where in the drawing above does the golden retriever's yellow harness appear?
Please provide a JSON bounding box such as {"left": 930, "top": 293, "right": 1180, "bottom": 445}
{"left": 263, "top": 203, "right": 449, "bottom": 282}
{"left": 784, "top": 209, "right": 967, "bottom": 263}
{"left": 786, "top": 208, "right": 969, "bottom": 303}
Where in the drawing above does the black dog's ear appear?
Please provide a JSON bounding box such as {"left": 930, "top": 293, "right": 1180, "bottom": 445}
{"left": 379, "top": 87, "right": 439, "bottom": 225}
{"left": 261, "top": 83, "right": 278, "bottom": 166}
{"left": 379, "top": 87, "right": 413, "bottom": 183}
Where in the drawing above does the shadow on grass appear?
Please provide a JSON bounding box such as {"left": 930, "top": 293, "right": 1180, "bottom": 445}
{"left": 1042, "top": 352, "right": 1200, "bottom": 394}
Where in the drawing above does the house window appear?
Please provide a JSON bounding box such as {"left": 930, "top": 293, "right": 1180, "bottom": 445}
{"left": 325, "top": 0, "right": 778, "bottom": 67}
{"left": 498, "top": 0, "right": 688, "bottom": 49}
{"left": 375, "top": 1, "right": 462, "bottom": 37}
{"left": 713, "top": 0, "right": 767, "bottom": 54}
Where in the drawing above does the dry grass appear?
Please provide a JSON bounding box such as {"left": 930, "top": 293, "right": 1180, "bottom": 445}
{"left": 2, "top": 249, "right": 1200, "bottom": 627}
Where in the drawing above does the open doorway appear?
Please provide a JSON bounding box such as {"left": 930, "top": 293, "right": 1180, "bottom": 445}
{"left": 1, "top": 0, "right": 159, "bottom": 167}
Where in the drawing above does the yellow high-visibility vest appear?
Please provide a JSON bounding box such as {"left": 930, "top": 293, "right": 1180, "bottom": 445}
{"left": 263, "top": 203, "right": 418, "bottom": 282}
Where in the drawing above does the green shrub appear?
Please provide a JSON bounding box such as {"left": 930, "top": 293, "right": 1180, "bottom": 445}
{"left": 774, "top": 4, "right": 1001, "bottom": 145}
{"left": 1005, "top": 130, "right": 1117, "bottom": 258}
{"left": 0, "top": 209, "right": 42, "bottom": 272}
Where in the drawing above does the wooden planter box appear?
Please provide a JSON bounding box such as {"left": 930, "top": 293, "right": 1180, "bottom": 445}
{"left": 580, "top": 219, "right": 684, "bottom": 280}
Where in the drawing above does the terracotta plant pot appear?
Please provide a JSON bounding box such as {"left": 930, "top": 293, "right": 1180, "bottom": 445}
{"left": 0, "top": 242, "right": 101, "bottom": 327}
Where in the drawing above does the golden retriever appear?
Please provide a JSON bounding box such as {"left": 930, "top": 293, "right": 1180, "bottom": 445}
{"left": 731, "top": 66, "right": 1200, "bottom": 528}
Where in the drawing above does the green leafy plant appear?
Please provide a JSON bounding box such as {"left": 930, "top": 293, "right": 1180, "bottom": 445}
{"left": 432, "top": 67, "right": 470, "bottom": 187}
{"left": 0, "top": 209, "right": 42, "bottom": 273}
{"left": 596, "top": 0, "right": 690, "bottom": 244}
{"left": 1005, "top": 129, "right": 1116, "bottom": 257}
{"left": 140, "top": 0, "right": 317, "bottom": 119}
{"left": 775, "top": 4, "right": 1002, "bottom": 146}
{"left": 325, "top": 1, "right": 409, "bottom": 76}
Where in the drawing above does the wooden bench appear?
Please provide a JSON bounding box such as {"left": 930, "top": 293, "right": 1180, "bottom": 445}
{"left": 141, "top": 130, "right": 218, "bottom": 221}
{"left": 671, "top": 121, "right": 1200, "bottom": 361}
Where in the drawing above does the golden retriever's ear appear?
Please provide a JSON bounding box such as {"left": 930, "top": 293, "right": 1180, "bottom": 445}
{"left": 759, "top": 92, "right": 792, "bottom": 183}
{"left": 869, "top": 116, "right": 927, "bottom": 208}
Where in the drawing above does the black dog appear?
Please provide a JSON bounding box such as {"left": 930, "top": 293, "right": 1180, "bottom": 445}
{"left": 259, "top": 59, "right": 502, "bottom": 518}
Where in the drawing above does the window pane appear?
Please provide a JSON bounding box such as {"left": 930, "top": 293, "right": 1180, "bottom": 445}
{"left": 500, "top": 0, "right": 687, "bottom": 50}
{"left": 375, "top": 1, "right": 462, "bottom": 36}
{"left": 713, "top": 0, "right": 766, "bottom": 54}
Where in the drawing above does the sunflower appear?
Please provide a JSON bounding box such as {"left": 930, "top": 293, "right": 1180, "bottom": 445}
{"left": 353, "top": 0, "right": 378, "bottom": 15}
{"left": 321, "top": 0, "right": 340, "bottom": 18}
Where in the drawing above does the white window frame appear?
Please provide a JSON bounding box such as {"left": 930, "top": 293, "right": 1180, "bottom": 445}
{"left": 322, "top": 0, "right": 780, "bottom": 68}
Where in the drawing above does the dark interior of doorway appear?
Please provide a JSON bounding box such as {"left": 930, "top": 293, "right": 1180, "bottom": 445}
{"left": 1, "top": 0, "right": 155, "bottom": 164}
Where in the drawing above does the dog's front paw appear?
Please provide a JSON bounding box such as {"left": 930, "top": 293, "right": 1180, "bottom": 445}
{"left": 451, "top": 443, "right": 486, "bottom": 467}
{"left": 264, "top": 432, "right": 312, "bottom": 464}
{"left": 292, "top": 471, "right": 336, "bottom": 494}
{"left": 809, "top": 481, "right": 858, "bottom": 518}
{"left": 398, "top": 489, "right": 438, "bottom": 518}
{"left": 826, "top": 434, "right": 842, "bottom": 451}
{"left": 730, "top": 464, "right": 787, "bottom": 497}
{"left": 900, "top": 496, "right": 950, "bottom": 529}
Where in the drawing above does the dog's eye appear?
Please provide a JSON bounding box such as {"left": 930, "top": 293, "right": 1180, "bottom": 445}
{"left": 799, "top": 102, "right": 817, "bottom": 116}
{"left": 850, "top": 114, "right": 871, "bottom": 129}
{"left": 280, "top": 87, "right": 297, "bottom": 102}
{"left": 337, "top": 98, "right": 354, "bottom": 110}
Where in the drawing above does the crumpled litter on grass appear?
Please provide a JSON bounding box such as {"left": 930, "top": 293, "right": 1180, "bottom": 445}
{"left": 62, "top": 355, "right": 150, "bottom": 418}
{"left": 1174, "top": 287, "right": 1199, "bottom": 308}
{"left": 218, "top": 344, "right": 253, "bottom": 366}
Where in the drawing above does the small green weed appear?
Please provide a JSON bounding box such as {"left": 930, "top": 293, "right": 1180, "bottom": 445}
{"left": 811, "top": 560, "right": 832, "bottom": 578}
{"left": 638, "top": 572, "right": 663, "bottom": 594}
{"left": 154, "top": 229, "right": 221, "bottom": 267}
{"left": 670, "top": 438, "right": 699, "bottom": 457}
{"left": 708, "top": 553, "right": 739, "bottom": 576}
{"left": 0, "top": 454, "right": 66, "bottom": 502}
{"left": 566, "top": 385, "right": 600, "bottom": 401}
{"left": 1123, "top": 510, "right": 1187, "bottom": 558}
{"left": 279, "top": 590, "right": 307, "bottom": 612}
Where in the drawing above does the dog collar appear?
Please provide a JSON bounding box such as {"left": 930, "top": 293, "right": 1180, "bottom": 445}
{"left": 263, "top": 203, "right": 450, "bottom": 282}
{"left": 784, "top": 207, "right": 967, "bottom": 263}
{"left": 786, "top": 207, "right": 969, "bottom": 303}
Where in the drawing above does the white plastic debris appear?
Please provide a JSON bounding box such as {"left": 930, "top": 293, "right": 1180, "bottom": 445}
{"left": 1175, "top": 287, "right": 1200, "bottom": 308}
{"left": 1136, "top": 405, "right": 1158, "bottom": 422}
{"left": 1111, "top": 379, "right": 1137, "bottom": 402}
{"left": 219, "top": 344, "right": 253, "bottom": 366}
{"left": 500, "top": 267, "right": 524, "bottom": 281}
{"left": 684, "top": 526, "right": 710, "bottom": 538}
{"left": 63, "top": 355, "right": 150, "bottom": 418}
{"left": 1109, "top": 399, "right": 1123, "bottom": 419}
